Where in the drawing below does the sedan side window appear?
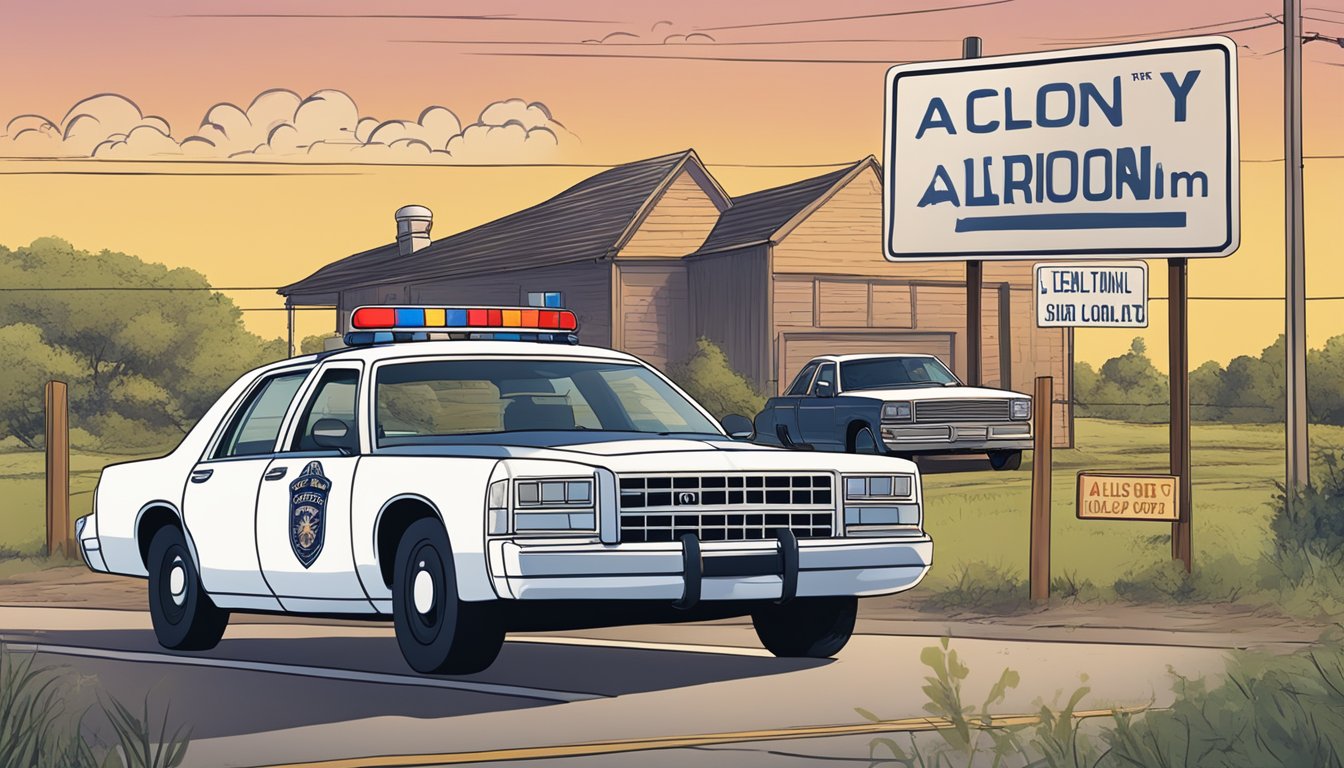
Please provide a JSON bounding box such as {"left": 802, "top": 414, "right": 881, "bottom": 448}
{"left": 213, "top": 371, "right": 309, "bottom": 459}
{"left": 291, "top": 368, "right": 361, "bottom": 453}
{"left": 786, "top": 362, "right": 819, "bottom": 396}
{"left": 811, "top": 364, "right": 836, "bottom": 395}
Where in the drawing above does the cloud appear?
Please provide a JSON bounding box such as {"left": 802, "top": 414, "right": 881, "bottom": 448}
{"left": 0, "top": 90, "right": 576, "bottom": 164}
{"left": 581, "top": 24, "right": 716, "bottom": 45}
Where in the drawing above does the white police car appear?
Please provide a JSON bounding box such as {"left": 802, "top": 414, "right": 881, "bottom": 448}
{"left": 77, "top": 306, "right": 932, "bottom": 674}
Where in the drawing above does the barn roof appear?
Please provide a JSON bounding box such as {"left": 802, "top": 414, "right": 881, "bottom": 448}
{"left": 279, "top": 149, "right": 716, "bottom": 297}
{"left": 691, "top": 156, "right": 879, "bottom": 257}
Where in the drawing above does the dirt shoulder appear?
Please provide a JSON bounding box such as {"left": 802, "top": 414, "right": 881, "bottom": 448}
{"left": 1, "top": 564, "right": 1329, "bottom": 651}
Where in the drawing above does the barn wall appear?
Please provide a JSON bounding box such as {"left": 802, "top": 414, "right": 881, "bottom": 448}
{"left": 397, "top": 262, "right": 613, "bottom": 347}
{"left": 614, "top": 262, "right": 689, "bottom": 371}
{"left": 618, "top": 168, "right": 725, "bottom": 259}
{"left": 686, "top": 246, "right": 771, "bottom": 390}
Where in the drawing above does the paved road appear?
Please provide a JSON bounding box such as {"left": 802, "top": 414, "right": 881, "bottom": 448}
{"left": 1, "top": 606, "right": 1236, "bottom": 767}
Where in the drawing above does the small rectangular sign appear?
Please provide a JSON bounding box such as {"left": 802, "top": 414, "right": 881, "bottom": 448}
{"left": 883, "top": 36, "right": 1239, "bottom": 261}
{"left": 1035, "top": 261, "right": 1148, "bottom": 327}
{"left": 1076, "top": 472, "right": 1180, "bottom": 521}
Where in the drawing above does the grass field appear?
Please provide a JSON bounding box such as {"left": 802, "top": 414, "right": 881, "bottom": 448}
{"left": 920, "top": 419, "right": 1344, "bottom": 593}
{"left": 1, "top": 419, "right": 1339, "bottom": 596}
{"left": 0, "top": 447, "right": 161, "bottom": 554}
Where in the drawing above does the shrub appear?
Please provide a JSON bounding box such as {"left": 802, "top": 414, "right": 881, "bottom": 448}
{"left": 920, "top": 562, "right": 1031, "bottom": 615}
{"left": 668, "top": 338, "right": 766, "bottom": 420}
{"left": 1112, "top": 556, "right": 1244, "bottom": 604}
{"left": 1101, "top": 641, "right": 1344, "bottom": 767}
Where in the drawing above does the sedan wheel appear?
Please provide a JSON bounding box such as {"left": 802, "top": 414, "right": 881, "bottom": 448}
{"left": 988, "top": 450, "right": 1023, "bottom": 471}
{"left": 393, "top": 518, "right": 504, "bottom": 675}
{"left": 146, "top": 526, "right": 228, "bottom": 650}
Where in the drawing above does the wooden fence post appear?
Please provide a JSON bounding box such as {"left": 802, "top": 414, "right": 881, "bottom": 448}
{"left": 1030, "top": 376, "right": 1053, "bottom": 602}
{"left": 45, "top": 380, "right": 71, "bottom": 558}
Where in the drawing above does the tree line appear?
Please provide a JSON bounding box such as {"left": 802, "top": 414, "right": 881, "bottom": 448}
{"left": 1076, "top": 335, "right": 1344, "bottom": 425}
{"left": 0, "top": 238, "right": 285, "bottom": 450}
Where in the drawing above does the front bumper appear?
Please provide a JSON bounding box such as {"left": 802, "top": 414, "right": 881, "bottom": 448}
{"left": 880, "top": 422, "right": 1032, "bottom": 454}
{"left": 490, "top": 535, "right": 932, "bottom": 603}
{"left": 78, "top": 534, "right": 108, "bottom": 573}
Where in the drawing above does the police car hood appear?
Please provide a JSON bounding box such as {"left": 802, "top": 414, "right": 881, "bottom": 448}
{"left": 381, "top": 433, "right": 915, "bottom": 474}
{"left": 843, "top": 385, "right": 1023, "bottom": 401}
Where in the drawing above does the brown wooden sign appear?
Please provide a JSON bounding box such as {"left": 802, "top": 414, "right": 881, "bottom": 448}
{"left": 1076, "top": 472, "right": 1180, "bottom": 522}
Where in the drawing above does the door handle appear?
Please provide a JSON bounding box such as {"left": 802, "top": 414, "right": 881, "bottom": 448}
{"left": 190, "top": 469, "right": 213, "bottom": 484}
{"left": 263, "top": 467, "right": 288, "bottom": 481}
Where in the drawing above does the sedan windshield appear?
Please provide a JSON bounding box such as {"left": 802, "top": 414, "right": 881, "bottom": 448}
{"left": 375, "top": 358, "right": 721, "bottom": 446}
{"left": 840, "top": 357, "right": 960, "bottom": 391}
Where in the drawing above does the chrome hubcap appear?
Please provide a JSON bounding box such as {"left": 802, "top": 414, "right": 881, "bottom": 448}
{"left": 168, "top": 558, "right": 187, "bottom": 606}
{"left": 413, "top": 564, "right": 435, "bottom": 615}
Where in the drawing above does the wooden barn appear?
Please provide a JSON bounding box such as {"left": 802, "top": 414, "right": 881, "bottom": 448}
{"left": 280, "top": 150, "right": 1072, "bottom": 445}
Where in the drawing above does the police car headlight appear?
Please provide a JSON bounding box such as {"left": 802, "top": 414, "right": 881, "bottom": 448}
{"left": 882, "top": 401, "right": 912, "bottom": 421}
{"left": 508, "top": 478, "right": 596, "bottom": 534}
{"left": 1011, "top": 398, "right": 1032, "bottom": 421}
{"left": 842, "top": 474, "right": 920, "bottom": 535}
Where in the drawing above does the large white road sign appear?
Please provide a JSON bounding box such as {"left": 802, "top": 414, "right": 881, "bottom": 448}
{"left": 884, "top": 36, "right": 1238, "bottom": 261}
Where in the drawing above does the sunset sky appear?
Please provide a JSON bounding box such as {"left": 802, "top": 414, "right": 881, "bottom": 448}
{"left": 2, "top": 0, "right": 1342, "bottom": 370}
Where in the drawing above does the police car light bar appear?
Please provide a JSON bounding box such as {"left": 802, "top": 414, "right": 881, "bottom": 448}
{"left": 345, "top": 305, "right": 580, "bottom": 346}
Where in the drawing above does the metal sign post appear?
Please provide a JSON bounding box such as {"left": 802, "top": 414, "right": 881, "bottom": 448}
{"left": 962, "top": 36, "right": 984, "bottom": 387}
{"left": 1169, "top": 259, "right": 1193, "bottom": 571}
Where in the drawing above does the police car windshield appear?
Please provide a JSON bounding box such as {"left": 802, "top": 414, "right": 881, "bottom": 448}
{"left": 374, "top": 359, "right": 721, "bottom": 446}
{"left": 840, "top": 356, "right": 960, "bottom": 391}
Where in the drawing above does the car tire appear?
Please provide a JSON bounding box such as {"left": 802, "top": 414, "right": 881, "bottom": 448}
{"left": 988, "top": 450, "right": 1023, "bottom": 471}
{"left": 393, "top": 518, "right": 504, "bottom": 675}
{"left": 751, "top": 596, "right": 857, "bottom": 658}
{"left": 146, "top": 526, "right": 229, "bottom": 651}
{"left": 848, "top": 426, "right": 881, "bottom": 455}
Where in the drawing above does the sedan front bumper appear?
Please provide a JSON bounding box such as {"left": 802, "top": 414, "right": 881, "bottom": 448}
{"left": 490, "top": 535, "right": 932, "bottom": 603}
{"left": 880, "top": 422, "right": 1032, "bottom": 454}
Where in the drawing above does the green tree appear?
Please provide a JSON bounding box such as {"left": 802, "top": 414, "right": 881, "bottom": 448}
{"left": 301, "top": 333, "right": 340, "bottom": 354}
{"left": 669, "top": 338, "right": 766, "bottom": 420}
{"left": 0, "top": 324, "right": 86, "bottom": 448}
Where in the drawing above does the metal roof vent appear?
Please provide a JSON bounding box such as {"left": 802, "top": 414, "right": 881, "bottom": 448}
{"left": 395, "top": 205, "right": 433, "bottom": 256}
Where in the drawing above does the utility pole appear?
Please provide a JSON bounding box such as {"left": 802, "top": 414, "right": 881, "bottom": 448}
{"left": 963, "top": 36, "right": 984, "bottom": 387}
{"left": 1285, "top": 0, "right": 1310, "bottom": 496}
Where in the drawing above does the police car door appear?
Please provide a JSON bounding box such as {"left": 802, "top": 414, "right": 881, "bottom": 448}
{"left": 184, "top": 367, "right": 310, "bottom": 609}
{"left": 254, "top": 362, "right": 371, "bottom": 613}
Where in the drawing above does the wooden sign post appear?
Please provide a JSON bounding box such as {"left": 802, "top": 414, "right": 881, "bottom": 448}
{"left": 1029, "top": 376, "right": 1053, "bottom": 602}
{"left": 45, "top": 380, "right": 71, "bottom": 558}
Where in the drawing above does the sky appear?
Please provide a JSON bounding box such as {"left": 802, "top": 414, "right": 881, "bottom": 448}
{"left": 1, "top": 0, "right": 1342, "bottom": 370}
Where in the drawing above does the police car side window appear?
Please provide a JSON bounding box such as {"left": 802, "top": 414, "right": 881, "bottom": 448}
{"left": 786, "top": 363, "right": 819, "bottom": 396}
{"left": 291, "top": 369, "right": 360, "bottom": 453}
{"left": 213, "top": 371, "right": 309, "bottom": 459}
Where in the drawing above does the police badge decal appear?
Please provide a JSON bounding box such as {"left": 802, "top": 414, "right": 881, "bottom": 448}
{"left": 289, "top": 461, "right": 330, "bottom": 568}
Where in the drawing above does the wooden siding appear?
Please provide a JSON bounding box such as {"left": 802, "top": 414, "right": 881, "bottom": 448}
{"left": 686, "top": 246, "right": 771, "bottom": 389}
{"left": 391, "top": 262, "right": 613, "bottom": 347}
{"left": 618, "top": 169, "right": 724, "bottom": 259}
{"left": 615, "top": 262, "right": 689, "bottom": 370}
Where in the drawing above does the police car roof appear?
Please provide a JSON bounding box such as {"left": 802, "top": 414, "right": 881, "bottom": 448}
{"left": 284, "top": 339, "right": 644, "bottom": 367}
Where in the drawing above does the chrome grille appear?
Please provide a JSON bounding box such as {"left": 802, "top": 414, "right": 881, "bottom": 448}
{"left": 914, "top": 399, "right": 1010, "bottom": 423}
{"left": 618, "top": 474, "right": 834, "bottom": 544}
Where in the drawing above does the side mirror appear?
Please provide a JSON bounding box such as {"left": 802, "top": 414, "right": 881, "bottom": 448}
{"left": 815, "top": 380, "right": 835, "bottom": 398}
{"left": 720, "top": 414, "right": 755, "bottom": 440}
{"left": 311, "top": 418, "right": 352, "bottom": 453}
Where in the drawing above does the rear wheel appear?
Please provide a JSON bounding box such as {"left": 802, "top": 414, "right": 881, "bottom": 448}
{"left": 752, "top": 597, "right": 857, "bottom": 658}
{"left": 988, "top": 450, "right": 1022, "bottom": 471}
{"left": 393, "top": 518, "right": 504, "bottom": 675}
{"left": 146, "top": 526, "right": 228, "bottom": 651}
